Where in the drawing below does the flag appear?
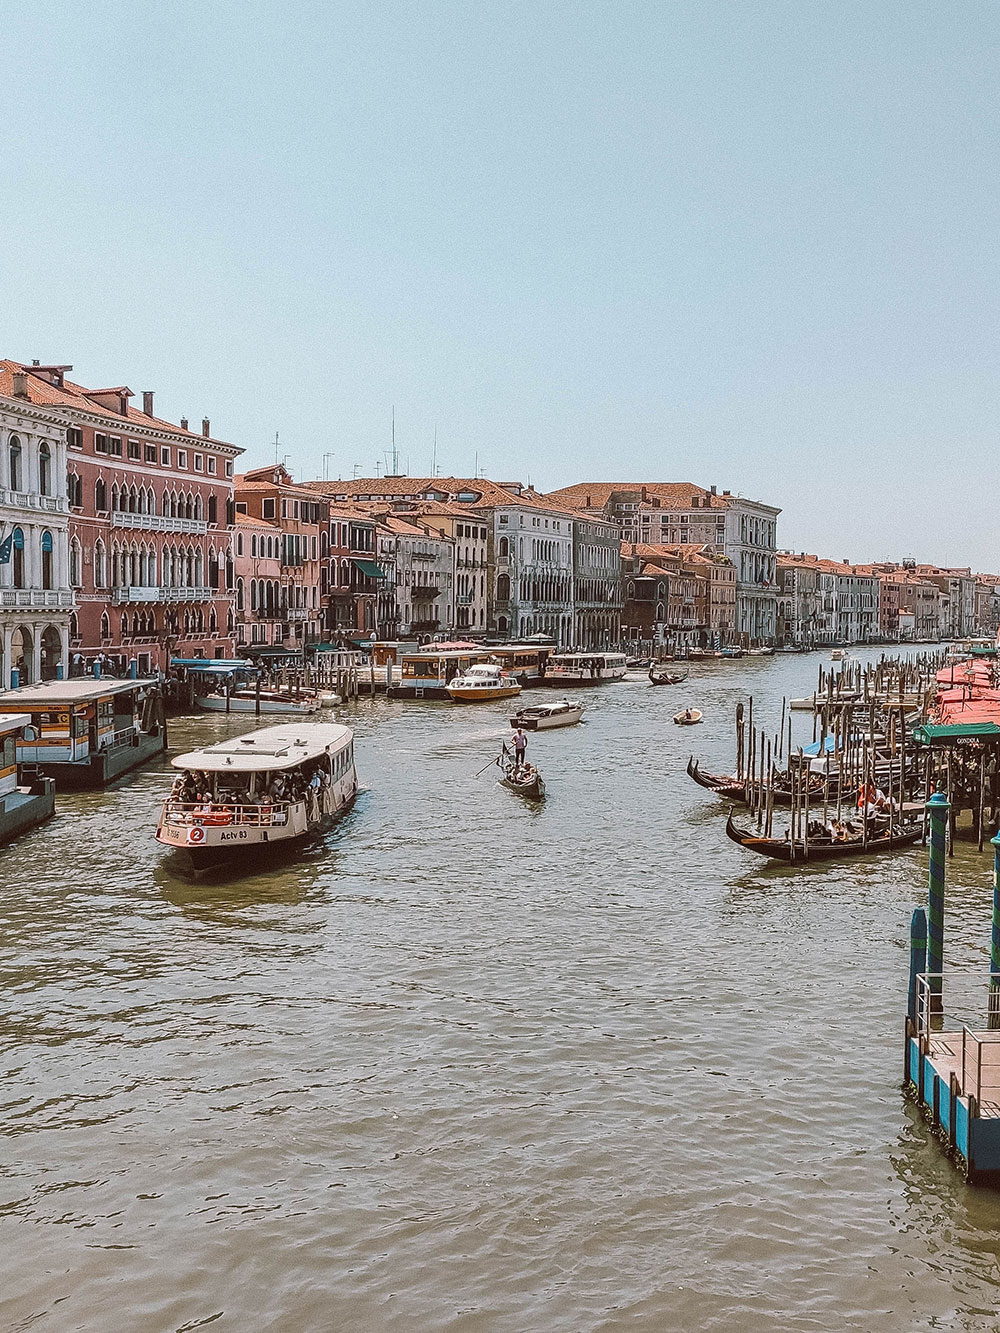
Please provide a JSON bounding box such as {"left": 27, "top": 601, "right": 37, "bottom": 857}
{"left": 0, "top": 533, "right": 13, "bottom": 565}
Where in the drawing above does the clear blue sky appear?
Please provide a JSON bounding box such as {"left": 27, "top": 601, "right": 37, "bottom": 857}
{"left": 1, "top": 2, "right": 996, "bottom": 567}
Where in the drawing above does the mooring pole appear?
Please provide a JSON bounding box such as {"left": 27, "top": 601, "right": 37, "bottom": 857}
{"left": 908, "top": 906, "right": 927, "bottom": 1027}
{"left": 991, "top": 831, "right": 1000, "bottom": 1028}
{"left": 926, "top": 789, "right": 949, "bottom": 1009}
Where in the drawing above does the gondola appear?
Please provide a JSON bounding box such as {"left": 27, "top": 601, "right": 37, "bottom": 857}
{"left": 686, "top": 755, "right": 745, "bottom": 800}
{"left": 724, "top": 808, "right": 922, "bottom": 863}
{"left": 685, "top": 755, "right": 861, "bottom": 808}
{"left": 497, "top": 745, "right": 546, "bottom": 800}
{"left": 673, "top": 708, "right": 702, "bottom": 725}
{"left": 648, "top": 667, "right": 688, "bottom": 686}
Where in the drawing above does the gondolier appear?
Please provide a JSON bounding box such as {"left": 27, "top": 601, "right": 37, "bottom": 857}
{"left": 513, "top": 728, "right": 528, "bottom": 766}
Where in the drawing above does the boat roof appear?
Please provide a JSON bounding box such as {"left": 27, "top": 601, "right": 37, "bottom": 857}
{"left": 0, "top": 679, "right": 146, "bottom": 707}
{"left": 0, "top": 712, "right": 30, "bottom": 736}
{"left": 402, "top": 648, "right": 483, "bottom": 661}
{"left": 172, "top": 657, "right": 253, "bottom": 670}
{"left": 171, "top": 722, "right": 354, "bottom": 772}
{"left": 551, "top": 650, "right": 625, "bottom": 660}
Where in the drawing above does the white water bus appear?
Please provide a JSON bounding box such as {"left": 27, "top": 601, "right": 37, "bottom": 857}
{"left": 156, "top": 722, "right": 357, "bottom": 872}
{"left": 543, "top": 652, "right": 628, "bottom": 686}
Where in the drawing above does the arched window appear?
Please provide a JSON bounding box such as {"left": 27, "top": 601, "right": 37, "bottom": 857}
{"left": 162, "top": 489, "right": 170, "bottom": 516}
{"left": 94, "top": 540, "right": 107, "bottom": 589}
{"left": 100, "top": 611, "right": 110, "bottom": 641}
{"left": 208, "top": 494, "right": 217, "bottom": 524}
{"left": 12, "top": 527, "right": 24, "bottom": 588}
{"left": 41, "top": 530, "right": 53, "bottom": 590}
{"left": 38, "top": 443, "right": 51, "bottom": 496}
{"left": 70, "top": 540, "right": 82, "bottom": 589}
{"left": 121, "top": 613, "right": 128, "bottom": 639}
{"left": 236, "top": 578, "right": 245, "bottom": 611}
{"left": 498, "top": 536, "right": 509, "bottom": 559}
{"left": 496, "top": 573, "right": 510, "bottom": 601}
{"left": 95, "top": 478, "right": 107, "bottom": 512}
{"left": 8, "top": 436, "right": 22, "bottom": 491}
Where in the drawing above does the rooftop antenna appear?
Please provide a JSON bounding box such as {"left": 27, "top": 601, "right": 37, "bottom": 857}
{"left": 273, "top": 431, "right": 280, "bottom": 465}
{"left": 390, "top": 406, "right": 399, "bottom": 476}
{"left": 432, "top": 425, "right": 438, "bottom": 477}
{"left": 352, "top": 461, "right": 362, "bottom": 478}
{"left": 375, "top": 459, "right": 383, "bottom": 478}
{"left": 322, "top": 451, "right": 335, "bottom": 481}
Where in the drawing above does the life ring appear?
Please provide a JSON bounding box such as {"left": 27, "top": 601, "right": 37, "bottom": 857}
{"left": 207, "top": 807, "right": 232, "bottom": 826}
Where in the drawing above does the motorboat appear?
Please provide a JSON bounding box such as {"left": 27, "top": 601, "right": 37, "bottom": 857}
{"left": 196, "top": 689, "right": 321, "bottom": 715}
{"left": 509, "top": 700, "right": 583, "bottom": 730}
{"left": 156, "top": 722, "right": 358, "bottom": 873}
{"left": 747, "top": 647, "right": 775, "bottom": 657}
{"left": 447, "top": 663, "right": 522, "bottom": 702}
{"left": 673, "top": 708, "right": 703, "bottom": 725}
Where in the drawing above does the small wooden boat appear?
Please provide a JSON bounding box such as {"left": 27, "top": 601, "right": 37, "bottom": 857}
{"left": 648, "top": 667, "right": 689, "bottom": 686}
{"left": 673, "top": 708, "right": 703, "bottom": 725}
{"left": 497, "top": 746, "right": 545, "bottom": 799}
{"left": 685, "top": 756, "right": 860, "bottom": 808}
{"left": 686, "top": 755, "right": 746, "bottom": 800}
{"left": 509, "top": 700, "right": 583, "bottom": 730}
{"left": 724, "top": 809, "right": 921, "bottom": 863}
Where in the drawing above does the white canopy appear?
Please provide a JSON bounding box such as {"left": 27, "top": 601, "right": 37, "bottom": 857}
{"left": 171, "top": 723, "right": 353, "bottom": 773}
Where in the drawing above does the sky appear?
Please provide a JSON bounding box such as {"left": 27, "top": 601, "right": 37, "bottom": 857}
{"left": 0, "top": 1, "right": 997, "bottom": 568}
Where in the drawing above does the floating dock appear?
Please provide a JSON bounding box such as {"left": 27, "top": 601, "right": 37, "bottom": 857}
{"left": 0, "top": 679, "right": 166, "bottom": 789}
{"left": 904, "top": 793, "right": 1000, "bottom": 1181}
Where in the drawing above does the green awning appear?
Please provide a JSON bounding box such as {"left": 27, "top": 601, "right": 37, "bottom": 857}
{"left": 912, "top": 722, "right": 1000, "bottom": 743}
{"left": 351, "top": 558, "right": 386, "bottom": 579}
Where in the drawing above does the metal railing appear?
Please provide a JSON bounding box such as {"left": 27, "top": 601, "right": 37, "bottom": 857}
{"left": 114, "top": 585, "right": 215, "bottom": 603}
{"left": 163, "top": 799, "right": 290, "bottom": 828}
{"left": 916, "top": 972, "right": 1000, "bottom": 1107}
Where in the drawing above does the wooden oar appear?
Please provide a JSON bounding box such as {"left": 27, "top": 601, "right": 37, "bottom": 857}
{"left": 474, "top": 754, "right": 501, "bottom": 778}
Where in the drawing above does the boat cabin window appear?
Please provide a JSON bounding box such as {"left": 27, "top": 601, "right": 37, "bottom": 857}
{"left": 1, "top": 734, "right": 15, "bottom": 771}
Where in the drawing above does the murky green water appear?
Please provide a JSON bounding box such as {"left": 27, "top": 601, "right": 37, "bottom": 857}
{"left": 3, "top": 649, "right": 1000, "bottom": 1331}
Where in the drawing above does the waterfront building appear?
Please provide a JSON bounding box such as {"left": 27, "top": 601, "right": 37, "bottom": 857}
{"left": 400, "top": 503, "right": 489, "bottom": 639}
{"left": 324, "top": 507, "right": 383, "bottom": 638}
{"left": 546, "top": 482, "right": 779, "bottom": 645}
{"left": 308, "top": 478, "right": 606, "bottom": 644}
{"left": 776, "top": 554, "right": 879, "bottom": 646}
{"left": 0, "top": 390, "right": 74, "bottom": 682}
{"left": 0, "top": 360, "right": 241, "bottom": 674}
{"left": 233, "top": 513, "right": 283, "bottom": 652}
{"left": 235, "top": 466, "right": 328, "bottom": 652}
{"left": 571, "top": 515, "right": 622, "bottom": 648}
{"left": 379, "top": 514, "right": 453, "bottom": 641}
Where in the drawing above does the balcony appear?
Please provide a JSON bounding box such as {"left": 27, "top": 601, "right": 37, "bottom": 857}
{"left": 412, "top": 585, "right": 440, "bottom": 599}
{"left": 111, "top": 512, "right": 208, "bottom": 535}
{"left": 410, "top": 618, "right": 439, "bottom": 631}
{"left": 285, "top": 608, "right": 308, "bottom": 621}
{"left": 411, "top": 551, "right": 438, "bottom": 563}
{"left": 0, "top": 588, "right": 74, "bottom": 609}
{"left": 457, "top": 593, "right": 473, "bottom": 606}
{"left": 0, "top": 490, "right": 68, "bottom": 515}
{"left": 113, "top": 585, "right": 215, "bottom": 604}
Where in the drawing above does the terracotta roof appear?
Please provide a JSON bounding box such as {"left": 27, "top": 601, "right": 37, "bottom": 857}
{"left": 0, "top": 360, "right": 239, "bottom": 449}
{"left": 302, "top": 475, "right": 606, "bottom": 520}
{"left": 546, "top": 482, "right": 737, "bottom": 511}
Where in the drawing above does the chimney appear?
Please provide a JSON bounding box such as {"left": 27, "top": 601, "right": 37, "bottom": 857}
{"left": 12, "top": 372, "right": 28, "bottom": 398}
{"left": 710, "top": 485, "right": 717, "bottom": 495}
{"left": 202, "top": 418, "right": 210, "bottom": 437}
{"left": 31, "top": 359, "right": 39, "bottom": 366}
{"left": 143, "top": 391, "right": 154, "bottom": 416}
{"left": 180, "top": 416, "right": 188, "bottom": 430}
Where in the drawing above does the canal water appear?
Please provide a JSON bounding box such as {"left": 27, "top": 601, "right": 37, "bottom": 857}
{"left": 3, "top": 647, "right": 1000, "bottom": 1332}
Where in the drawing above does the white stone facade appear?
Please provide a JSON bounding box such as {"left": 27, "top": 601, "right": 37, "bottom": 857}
{"left": 0, "top": 396, "right": 73, "bottom": 683}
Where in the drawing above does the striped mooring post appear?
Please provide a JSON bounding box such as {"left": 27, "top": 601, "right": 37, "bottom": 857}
{"left": 926, "top": 790, "right": 949, "bottom": 1008}
{"left": 908, "top": 907, "right": 928, "bottom": 1027}
{"left": 991, "top": 831, "right": 1000, "bottom": 1028}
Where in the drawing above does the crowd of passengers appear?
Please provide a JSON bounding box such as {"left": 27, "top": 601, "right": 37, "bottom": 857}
{"left": 170, "top": 763, "right": 333, "bottom": 808}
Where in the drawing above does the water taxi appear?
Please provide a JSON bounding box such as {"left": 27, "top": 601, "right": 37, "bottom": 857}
{"left": 196, "top": 688, "right": 321, "bottom": 715}
{"left": 0, "top": 678, "right": 166, "bottom": 788}
{"left": 508, "top": 699, "right": 583, "bottom": 730}
{"left": 156, "top": 722, "right": 357, "bottom": 872}
{"left": 447, "top": 663, "right": 522, "bottom": 702}
{"left": 543, "top": 652, "right": 627, "bottom": 686}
